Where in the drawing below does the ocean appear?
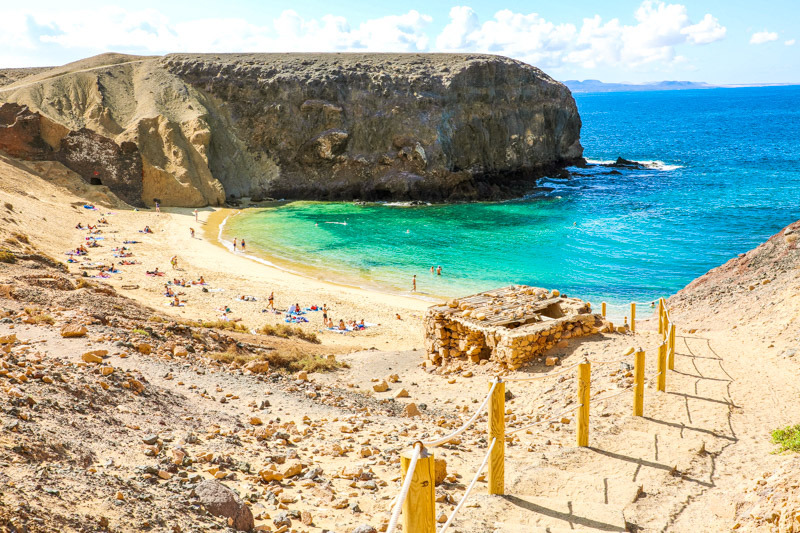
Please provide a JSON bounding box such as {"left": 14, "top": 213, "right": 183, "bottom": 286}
{"left": 221, "top": 86, "right": 800, "bottom": 315}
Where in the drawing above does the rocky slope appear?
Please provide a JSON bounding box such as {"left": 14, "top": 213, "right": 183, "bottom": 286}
{"left": 0, "top": 53, "right": 582, "bottom": 206}
{"left": 668, "top": 219, "right": 800, "bottom": 344}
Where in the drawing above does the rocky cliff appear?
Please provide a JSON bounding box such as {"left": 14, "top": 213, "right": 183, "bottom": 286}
{"left": 0, "top": 53, "right": 582, "bottom": 206}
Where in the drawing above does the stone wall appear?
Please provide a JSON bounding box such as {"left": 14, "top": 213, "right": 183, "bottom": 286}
{"left": 425, "top": 286, "right": 606, "bottom": 370}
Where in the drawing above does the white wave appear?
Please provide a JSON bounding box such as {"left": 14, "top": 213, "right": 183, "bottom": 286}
{"left": 639, "top": 160, "right": 685, "bottom": 171}
{"left": 585, "top": 158, "right": 684, "bottom": 171}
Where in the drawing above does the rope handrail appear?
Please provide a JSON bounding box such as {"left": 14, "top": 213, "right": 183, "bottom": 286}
{"left": 421, "top": 379, "right": 498, "bottom": 448}
{"left": 386, "top": 442, "right": 422, "bottom": 533}
{"left": 438, "top": 437, "right": 497, "bottom": 533}
{"left": 506, "top": 404, "right": 583, "bottom": 436}
{"left": 587, "top": 351, "right": 635, "bottom": 365}
{"left": 503, "top": 360, "right": 582, "bottom": 382}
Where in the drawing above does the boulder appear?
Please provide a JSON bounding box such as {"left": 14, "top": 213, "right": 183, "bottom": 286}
{"left": 194, "top": 480, "right": 254, "bottom": 531}
{"left": 373, "top": 380, "right": 389, "bottom": 393}
{"left": 244, "top": 360, "right": 270, "bottom": 374}
{"left": 61, "top": 324, "right": 87, "bottom": 338}
{"left": 404, "top": 403, "right": 421, "bottom": 418}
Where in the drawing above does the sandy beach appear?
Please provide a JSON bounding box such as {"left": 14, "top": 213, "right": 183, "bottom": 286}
{"left": 103, "top": 206, "right": 430, "bottom": 351}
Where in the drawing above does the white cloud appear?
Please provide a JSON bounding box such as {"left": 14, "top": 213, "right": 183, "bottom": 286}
{"left": 750, "top": 30, "right": 778, "bottom": 44}
{"left": 2, "top": 2, "right": 725, "bottom": 74}
{"left": 24, "top": 7, "right": 431, "bottom": 55}
{"left": 785, "top": 39, "right": 796, "bottom": 46}
{"left": 437, "top": 1, "right": 725, "bottom": 69}
{"left": 682, "top": 13, "right": 726, "bottom": 44}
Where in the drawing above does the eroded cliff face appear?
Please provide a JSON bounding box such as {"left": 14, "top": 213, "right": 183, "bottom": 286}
{"left": 0, "top": 53, "right": 583, "bottom": 205}
{"left": 165, "top": 53, "right": 583, "bottom": 201}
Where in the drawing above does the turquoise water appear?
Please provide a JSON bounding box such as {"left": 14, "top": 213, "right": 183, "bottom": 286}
{"left": 223, "top": 86, "right": 800, "bottom": 311}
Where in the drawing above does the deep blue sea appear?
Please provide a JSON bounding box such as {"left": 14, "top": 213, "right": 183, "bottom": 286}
{"left": 223, "top": 86, "right": 800, "bottom": 315}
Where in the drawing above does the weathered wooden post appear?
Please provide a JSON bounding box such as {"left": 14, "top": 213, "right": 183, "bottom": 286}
{"left": 488, "top": 380, "right": 505, "bottom": 495}
{"left": 633, "top": 349, "right": 645, "bottom": 416}
{"left": 401, "top": 445, "right": 436, "bottom": 533}
{"left": 577, "top": 360, "right": 591, "bottom": 447}
{"left": 657, "top": 299, "right": 664, "bottom": 335}
{"left": 668, "top": 323, "right": 676, "bottom": 370}
{"left": 601, "top": 302, "right": 607, "bottom": 318}
{"left": 657, "top": 342, "right": 667, "bottom": 392}
{"left": 630, "top": 302, "right": 636, "bottom": 333}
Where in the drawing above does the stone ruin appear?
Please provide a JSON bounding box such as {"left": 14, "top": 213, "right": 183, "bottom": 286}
{"left": 424, "top": 285, "right": 605, "bottom": 370}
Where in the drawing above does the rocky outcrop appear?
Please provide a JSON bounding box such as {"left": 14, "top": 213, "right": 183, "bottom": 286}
{"left": 0, "top": 53, "right": 583, "bottom": 205}
{"left": 0, "top": 103, "right": 144, "bottom": 206}
{"left": 165, "top": 53, "right": 583, "bottom": 201}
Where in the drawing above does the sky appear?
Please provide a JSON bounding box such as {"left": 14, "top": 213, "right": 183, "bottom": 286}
{"left": 1, "top": 0, "right": 798, "bottom": 84}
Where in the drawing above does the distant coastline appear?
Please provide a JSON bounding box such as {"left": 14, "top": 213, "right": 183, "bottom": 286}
{"left": 563, "top": 79, "right": 799, "bottom": 93}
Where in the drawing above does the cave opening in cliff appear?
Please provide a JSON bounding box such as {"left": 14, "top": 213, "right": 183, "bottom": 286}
{"left": 90, "top": 177, "right": 102, "bottom": 185}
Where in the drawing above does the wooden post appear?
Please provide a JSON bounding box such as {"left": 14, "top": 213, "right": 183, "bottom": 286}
{"left": 630, "top": 302, "right": 636, "bottom": 333}
{"left": 601, "top": 302, "right": 606, "bottom": 318}
{"left": 657, "top": 299, "right": 664, "bottom": 335}
{"left": 401, "top": 445, "right": 436, "bottom": 533}
{"left": 657, "top": 342, "right": 667, "bottom": 392}
{"left": 633, "top": 349, "right": 645, "bottom": 416}
{"left": 668, "top": 323, "right": 676, "bottom": 370}
{"left": 488, "top": 380, "right": 505, "bottom": 495}
{"left": 577, "top": 360, "right": 591, "bottom": 447}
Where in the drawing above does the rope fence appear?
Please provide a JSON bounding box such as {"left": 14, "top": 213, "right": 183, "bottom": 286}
{"left": 387, "top": 297, "right": 678, "bottom": 533}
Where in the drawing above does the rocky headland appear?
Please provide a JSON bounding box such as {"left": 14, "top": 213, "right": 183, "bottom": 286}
{"left": 0, "top": 52, "right": 582, "bottom": 206}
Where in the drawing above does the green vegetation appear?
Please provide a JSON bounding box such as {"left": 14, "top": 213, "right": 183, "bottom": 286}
{"left": 131, "top": 328, "right": 150, "bottom": 336}
{"left": 772, "top": 424, "right": 800, "bottom": 453}
{"left": 258, "top": 323, "right": 320, "bottom": 344}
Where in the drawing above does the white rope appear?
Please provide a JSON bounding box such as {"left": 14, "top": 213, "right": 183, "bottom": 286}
{"left": 386, "top": 443, "right": 422, "bottom": 533}
{"left": 439, "top": 437, "right": 497, "bottom": 533}
{"left": 422, "top": 379, "right": 498, "bottom": 447}
{"left": 503, "top": 361, "right": 582, "bottom": 382}
{"left": 506, "top": 404, "right": 583, "bottom": 436}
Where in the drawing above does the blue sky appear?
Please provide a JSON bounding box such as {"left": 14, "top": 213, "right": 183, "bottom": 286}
{"left": 2, "top": 0, "right": 797, "bottom": 84}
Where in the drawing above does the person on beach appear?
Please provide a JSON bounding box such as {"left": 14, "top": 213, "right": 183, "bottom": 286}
{"left": 338, "top": 319, "right": 347, "bottom": 331}
{"left": 412, "top": 275, "right": 416, "bottom": 292}
{"left": 233, "top": 238, "right": 237, "bottom": 251}
{"left": 193, "top": 209, "right": 198, "bottom": 222}
{"left": 76, "top": 222, "right": 84, "bottom": 229}
{"left": 143, "top": 226, "right": 153, "bottom": 234}
{"left": 241, "top": 239, "right": 246, "bottom": 251}
{"left": 190, "top": 228, "right": 195, "bottom": 238}
{"left": 430, "top": 265, "right": 434, "bottom": 274}
{"left": 268, "top": 291, "right": 274, "bottom": 309}
{"left": 171, "top": 256, "right": 178, "bottom": 270}
{"left": 437, "top": 265, "right": 442, "bottom": 276}
{"left": 322, "top": 303, "right": 328, "bottom": 323}
{"left": 155, "top": 202, "right": 160, "bottom": 213}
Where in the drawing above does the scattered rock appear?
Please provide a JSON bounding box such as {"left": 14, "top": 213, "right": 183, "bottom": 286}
{"left": 373, "top": 380, "right": 389, "bottom": 393}
{"left": 245, "top": 360, "right": 270, "bottom": 374}
{"left": 61, "top": 324, "right": 87, "bottom": 338}
{"left": 195, "top": 480, "right": 254, "bottom": 532}
{"left": 404, "top": 403, "right": 421, "bottom": 418}
{"left": 393, "top": 388, "right": 410, "bottom": 398}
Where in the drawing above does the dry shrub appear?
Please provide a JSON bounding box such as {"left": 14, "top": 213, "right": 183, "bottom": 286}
{"left": 12, "top": 232, "right": 29, "bottom": 244}
{"left": 0, "top": 249, "right": 15, "bottom": 264}
{"left": 258, "top": 323, "right": 320, "bottom": 343}
{"left": 205, "top": 346, "right": 346, "bottom": 373}
{"left": 200, "top": 320, "right": 248, "bottom": 332}
{"left": 75, "top": 278, "right": 95, "bottom": 289}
